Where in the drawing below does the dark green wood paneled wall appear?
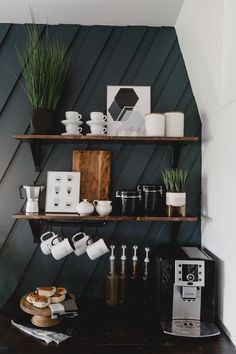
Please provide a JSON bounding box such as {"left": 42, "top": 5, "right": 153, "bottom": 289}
{"left": 0, "top": 24, "right": 201, "bottom": 307}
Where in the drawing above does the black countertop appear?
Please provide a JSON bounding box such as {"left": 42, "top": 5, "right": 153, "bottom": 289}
{"left": 0, "top": 298, "right": 235, "bottom": 354}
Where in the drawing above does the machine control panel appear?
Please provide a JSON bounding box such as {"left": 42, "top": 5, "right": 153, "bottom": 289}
{"left": 175, "top": 260, "right": 205, "bottom": 287}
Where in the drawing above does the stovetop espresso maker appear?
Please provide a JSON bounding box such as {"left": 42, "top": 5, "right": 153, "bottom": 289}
{"left": 19, "top": 185, "right": 45, "bottom": 214}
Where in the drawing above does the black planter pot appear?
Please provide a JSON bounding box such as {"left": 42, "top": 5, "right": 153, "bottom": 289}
{"left": 31, "top": 108, "right": 56, "bottom": 134}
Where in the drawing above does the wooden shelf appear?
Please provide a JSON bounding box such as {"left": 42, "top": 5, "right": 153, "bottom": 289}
{"left": 13, "top": 134, "right": 199, "bottom": 143}
{"left": 13, "top": 212, "right": 198, "bottom": 222}
{"left": 13, "top": 134, "right": 199, "bottom": 171}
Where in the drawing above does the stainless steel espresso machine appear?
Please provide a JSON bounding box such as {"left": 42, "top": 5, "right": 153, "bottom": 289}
{"left": 155, "top": 247, "right": 220, "bottom": 338}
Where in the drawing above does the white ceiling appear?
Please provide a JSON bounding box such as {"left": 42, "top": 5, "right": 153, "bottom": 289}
{"left": 0, "top": 0, "right": 184, "bottom": 26}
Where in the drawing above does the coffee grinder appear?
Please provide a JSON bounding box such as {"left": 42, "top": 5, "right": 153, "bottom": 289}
{"left": 155, "top": 247, "right": 220, "bottom": 337}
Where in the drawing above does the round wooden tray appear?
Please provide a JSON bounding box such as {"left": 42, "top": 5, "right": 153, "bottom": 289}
{"left": 20, "top": 293, "right": 75, "bottom": 328}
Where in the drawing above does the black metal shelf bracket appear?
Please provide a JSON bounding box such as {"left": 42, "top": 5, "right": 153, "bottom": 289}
{"left": 171, "top": 142, "right": 182, "bottom": 168}
{"left": 28, "top": 219, "right": 107, "bottom": 243}
{"left": 30, "top": 142, "right": 42, "bottom": 172}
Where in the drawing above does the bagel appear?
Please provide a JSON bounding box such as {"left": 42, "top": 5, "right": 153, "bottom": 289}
{"left": 32, "top": 295, "right": 51, "bottom": 309}
{"left": 37, "top": 286, "right": 56, "bottom": 297}
{"left": 26, "top": 291, "right": 39, "bottom": 304}
{"left": 51, "top": 291, "right": 66, "bottom": 304}
{"left": 56, "top": 287, "right": 67, "bottom": 296}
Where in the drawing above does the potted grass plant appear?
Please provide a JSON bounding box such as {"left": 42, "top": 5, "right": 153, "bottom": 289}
{"left": 17, "top": 25, "right": 71, "bottom": 134}
{"left": 161, "top": 168, "right": 189, "bottom": 217}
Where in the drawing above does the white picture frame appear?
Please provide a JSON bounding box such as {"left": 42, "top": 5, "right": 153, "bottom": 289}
{"left": 107, "top": 85, "right": 151, "bottom": 136}
{"left": 45, "top": 171, "right": 80, "bottom": 213}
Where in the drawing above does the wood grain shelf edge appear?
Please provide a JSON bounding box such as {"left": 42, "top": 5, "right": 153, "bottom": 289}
{"left": 13, "top": 134, "right": 199, "bottom": 142}
{"left": 12, "top": 213, "right": 199, "bottom": 222}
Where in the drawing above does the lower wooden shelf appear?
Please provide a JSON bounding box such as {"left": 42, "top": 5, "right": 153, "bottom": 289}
{"left": 13, "top": 212, "right": 198, "bottom": 222}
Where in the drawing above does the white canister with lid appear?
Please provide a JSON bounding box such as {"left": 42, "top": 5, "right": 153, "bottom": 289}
{"left": 165, "top": 112, "right": 184, "bottom": 137}
{"left": 145, "top": 113, "right": 165, "bottom": 136}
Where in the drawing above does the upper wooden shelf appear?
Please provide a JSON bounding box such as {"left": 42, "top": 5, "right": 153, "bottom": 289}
{"left": 13, "top": 212, "right": 198, "bottom": 222}
{"left": 13, "top": 134, "right": 199, "bottom": 143}
{"left": 13, "top": 134, "right": 199, "bottom": 172}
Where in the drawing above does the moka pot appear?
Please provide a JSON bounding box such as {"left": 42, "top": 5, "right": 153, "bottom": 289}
{"left": 19, "top": 185, "right": 45, "bottom": 214}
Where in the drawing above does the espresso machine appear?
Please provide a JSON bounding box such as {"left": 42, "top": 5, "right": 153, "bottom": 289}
{"left": 19, "top": 185, "right": 45, "bottom": 214}
{"left": 155, "top": 247, "right": 220, "bottom": 337}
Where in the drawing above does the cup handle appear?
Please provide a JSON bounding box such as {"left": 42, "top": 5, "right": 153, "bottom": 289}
{"left": 103, "top": 115, "right": 107, "bottom": 121}
{"left": 93, "top": 200, "right": 98, "bottom": 207}
{"left": 72, "top": 232, "right": 86, "bottom": 243}
{"left": 19, "top": 185, "right": 24, "bottom": 199}
{"left": 103, "top": 127, "right": 107, "bottom": 134}
{"left": 86, "top": 237, "right": 93, "bottom": 246}
{"left": 51, "top": 235, "right": 61, "bottom": 246}
{"left": 40, "top": 231, "right": 55, "bottom": 242}
{"left": 78, "top": 114, "right": 82, "bottom": 119}
{"left": 78, "top": 127, "right": 82, "bottom": 133}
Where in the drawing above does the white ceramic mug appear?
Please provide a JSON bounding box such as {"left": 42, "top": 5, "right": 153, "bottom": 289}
{"left": 164, "top": 112, "right": 184, "bottom": 137}
{"left": 65, "top": 111, "right": 82, "bottom": 121}
{"left": 72, "top": 232, "right": 93, "bottom": 256}
{"left": 40, "top": 231, "right": 61, "bottom": 255}
{"left": 51, "top": 237, "right": 75, "bottom": 260}
{"left": 90, "top": 112, "right": 107, "bottom": 122}
{"left": 93, "top": 200, "right": 112, "bottom": 216}
{"left": 90, "top": 125, "right": 107, "bottom": 135}
{"left": 86, "top": 239, "right": 109, "bottom": 260}
{"left": 65, "top": 125, "right": 82, "bottom": 134}
{"left": 145, "top": 113, "right": 165, "bottom": 136}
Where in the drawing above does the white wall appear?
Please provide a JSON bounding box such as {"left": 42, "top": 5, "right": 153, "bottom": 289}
{"left": 222, "top": 0, "right": 236, "bottom": 105}
{"left": 0, "top": 0, "right": 184, "bottom": 26}
{"left": 176, "top": 0, "right": 236, "bottom": 345}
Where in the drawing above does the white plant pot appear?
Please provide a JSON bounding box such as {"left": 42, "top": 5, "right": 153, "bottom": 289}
{"left": 166, "top": 192, "right": 186, "bottom": 207}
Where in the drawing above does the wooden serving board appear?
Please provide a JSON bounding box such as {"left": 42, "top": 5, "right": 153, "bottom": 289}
{"left": 20, "top": 293, "right": 75, "bottom": 327}
{"left": 72, "top": 150, "right": 111, "bottom": 202}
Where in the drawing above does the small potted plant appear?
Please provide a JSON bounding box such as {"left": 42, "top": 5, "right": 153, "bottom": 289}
{"left": 17, "top": 25, "right": 71, "bottom": 134}
{"left": 161, "top": 168, "right": 189, "bottom": 217}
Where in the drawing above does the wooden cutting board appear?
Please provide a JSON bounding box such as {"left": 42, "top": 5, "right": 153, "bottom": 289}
{"left": 72, "top": 150, "right": 111, "bottom": 202}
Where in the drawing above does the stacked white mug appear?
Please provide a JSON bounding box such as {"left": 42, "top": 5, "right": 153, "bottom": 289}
{"left": 86, "top": 112, "right": 107, "bottom": 135}
{"left": 61, "top": 111, "right": 83, "bottom": 135}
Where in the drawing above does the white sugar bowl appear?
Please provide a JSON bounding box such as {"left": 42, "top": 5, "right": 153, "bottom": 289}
{"left": 93, "top": 200, "right": 112, "bottom": 216}
{"left": 76, "top": 199, "right": 94, "bottom": 216}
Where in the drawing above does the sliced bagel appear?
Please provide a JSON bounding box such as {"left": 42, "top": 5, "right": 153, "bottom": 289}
{"left": 37, "top": 286, "right": 56, "bottom": 297}
{"left": 32, "top": 295, "right": 51, "bottom": 308}
{"left": 51, "top": 291, "right": 66, "bottom": 304}
{"left": 26, "top": 291, "right": 39, "bottom": 304}
{"left": 56, "top": 287, "right": 67, "bottom": 296}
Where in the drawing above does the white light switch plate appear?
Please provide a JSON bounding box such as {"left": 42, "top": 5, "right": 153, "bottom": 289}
{"left": 45, "top": 171, "right": 80, "bottom": 213}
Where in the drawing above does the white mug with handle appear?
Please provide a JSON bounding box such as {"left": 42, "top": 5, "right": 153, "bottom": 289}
{"left": 72, "top": 232, "right": 93, "bottom": 257}
{"left": 51, "top": 237, "right": 75, "bottom": 260}
{"left": 90, "top": 112, "right": 107, "bottom": 122}
{"left": 90, "top": 125, "right": 107, "bottom": 135}
{"left": 65, "top": 111, "right": 82, "bottom": 121}
{"left": 86, "top": 238, "right": 109, "bottom": 260}
{"left": 40, "top": 231, "right": 61, "bottom": 255}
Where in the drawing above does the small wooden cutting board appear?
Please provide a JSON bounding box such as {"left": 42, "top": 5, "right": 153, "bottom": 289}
{"left": 72, "top": 150, "right": 111, "bottom": 202}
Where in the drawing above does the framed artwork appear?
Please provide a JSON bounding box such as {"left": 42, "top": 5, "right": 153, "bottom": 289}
{"left": 107, "top": 86, "right": 151, "bottom": 136}
{"left": 45, "top": 171, "right": 80, "bottom": 213}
